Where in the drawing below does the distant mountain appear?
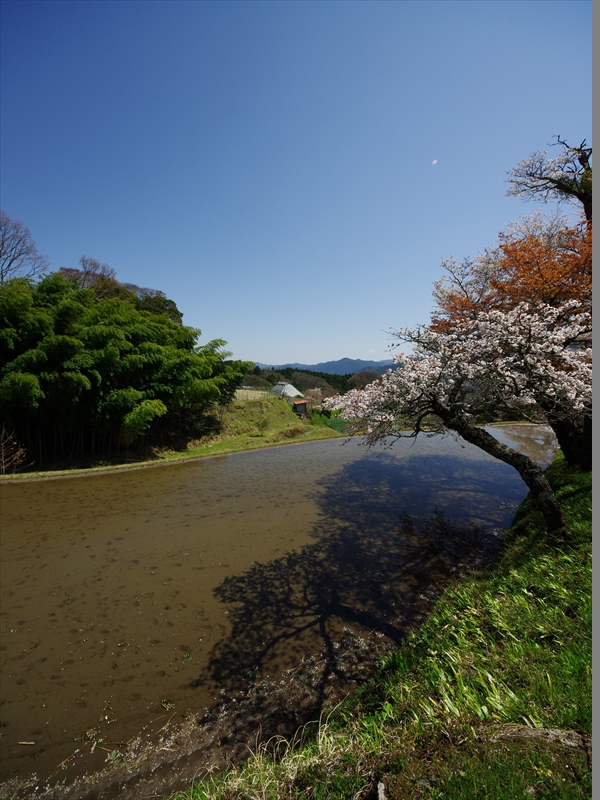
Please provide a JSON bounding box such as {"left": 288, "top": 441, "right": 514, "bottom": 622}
{"left": 256, "top": 358, "right": 395, "bottom": 376}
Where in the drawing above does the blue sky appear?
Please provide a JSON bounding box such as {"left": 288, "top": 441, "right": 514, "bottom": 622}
{"left": 1, "top": 0, "right": 591, "bottom": 365}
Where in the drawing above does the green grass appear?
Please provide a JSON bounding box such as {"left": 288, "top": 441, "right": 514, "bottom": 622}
{"left": 168, "top": 397, "right": 345, "bottom": 459}
{"left": 171, "top": 453, "right": 591, "bottom": 799}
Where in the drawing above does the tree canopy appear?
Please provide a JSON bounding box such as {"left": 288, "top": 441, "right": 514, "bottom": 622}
{"left": 0, "top": 268, "right": 252, "bottom": 466}
{"left": 432, "top": 212, "right": 591, "bottom": 330}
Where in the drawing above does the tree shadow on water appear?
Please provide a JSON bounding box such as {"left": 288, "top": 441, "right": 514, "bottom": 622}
{"left": 188, "top": 450, "right": 512, "bottom": 740}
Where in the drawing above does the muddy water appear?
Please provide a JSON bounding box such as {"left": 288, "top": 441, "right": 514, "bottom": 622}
{"left": 0, "top": 425, "right": 557, "bottom": 795}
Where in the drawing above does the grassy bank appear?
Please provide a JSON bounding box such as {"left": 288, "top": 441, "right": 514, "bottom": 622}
{"left": 0, "top": 397, "right": 345, "bottom": 480}
{"left": 172, "top": 453, "right": 592, "bottom": 799}
{"left": 164, "top": 396, "right": 345, "bottom": 460}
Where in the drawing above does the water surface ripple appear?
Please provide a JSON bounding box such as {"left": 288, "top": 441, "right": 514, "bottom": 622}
{"left": 0, "top": 424, "right": 557, "bottom": 796}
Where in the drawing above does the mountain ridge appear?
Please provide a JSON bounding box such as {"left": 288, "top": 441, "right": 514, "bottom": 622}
{"left": 255, "top": 357, "right": 395, "bottom": 375}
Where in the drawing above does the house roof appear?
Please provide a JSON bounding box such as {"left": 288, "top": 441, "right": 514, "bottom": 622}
{"left": 270, "top": 382, "right": 303, "bottom": 397}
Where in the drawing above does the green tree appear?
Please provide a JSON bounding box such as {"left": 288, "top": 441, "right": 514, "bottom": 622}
{"left": 0, "top": 270, "right": 251, "bottom": 465}
{"left": 348, "top": 369, "right": 381, "bottom": 390}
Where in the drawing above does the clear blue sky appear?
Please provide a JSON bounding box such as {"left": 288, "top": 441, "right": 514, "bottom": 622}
{"left": 1, "top": 0, "right": 591, "bottom": 366}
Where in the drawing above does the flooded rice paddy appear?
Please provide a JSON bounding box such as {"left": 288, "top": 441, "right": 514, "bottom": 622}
{"left": 0, "top": 424, "right": 557, "bottom": 798}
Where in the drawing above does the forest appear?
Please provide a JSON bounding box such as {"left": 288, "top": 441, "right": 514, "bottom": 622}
{"left": 241, "top": 365, "right": 381, "bottom": 396}
{"left": 0, "top": 256, "right": 252, "bottom": 468}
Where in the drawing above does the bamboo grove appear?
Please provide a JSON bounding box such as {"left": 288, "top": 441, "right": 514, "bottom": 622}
{"left": 0, "top": 264, "right": 252, "bottom": 467}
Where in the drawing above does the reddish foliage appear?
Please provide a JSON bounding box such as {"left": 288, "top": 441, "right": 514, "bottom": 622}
{"left": 432, "top": 222, "right": 591, "bottom": 331}
{"left": 494, "top": 222, "right": 591, "bottom": 310}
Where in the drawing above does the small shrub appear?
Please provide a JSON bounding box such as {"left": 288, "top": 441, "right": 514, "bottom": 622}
{"left": 255, "top": 417, "right": 269, "bottom": 435}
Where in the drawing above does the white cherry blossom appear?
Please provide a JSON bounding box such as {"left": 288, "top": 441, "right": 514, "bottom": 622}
{"left": 324, "top": 302, "right": 591, "bottom": 536}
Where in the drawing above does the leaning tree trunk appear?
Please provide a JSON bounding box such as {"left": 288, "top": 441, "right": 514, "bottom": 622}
{"left": 546, "top": 412, "right": 592, "bottom": 472}
{"left": 433, "top": 402, "right": 568, "bottom": 537}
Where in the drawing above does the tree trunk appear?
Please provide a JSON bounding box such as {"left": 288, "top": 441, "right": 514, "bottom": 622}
{"left": 26, "top": 430, "right": 37, "bottom": 466}
{"left": 433, "top": 402, "right": 568, "bottom": 537}
{"left": 68, "top": 430, "right": 77, "bottom": 463}
{"left": 546, "top": 413, "right": 591, "bottom": 472}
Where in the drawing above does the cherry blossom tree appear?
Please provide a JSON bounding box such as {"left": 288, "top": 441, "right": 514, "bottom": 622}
{"left": 324, "top": 302, "right": 591, "bottom": 537}
{"left": 430, "top": 212, "right": 592, "bottom": 470}
{"left": 432, "top": 212, "right": 591, "bottom": 329}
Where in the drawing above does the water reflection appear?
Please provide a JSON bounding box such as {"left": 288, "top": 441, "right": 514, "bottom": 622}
{"left": 485, "top": 423, "right": 558, "bottom": 467}
{"left": 192, "top": 443, "right": 518, "bottom": 713}
{"left": 0, "top": 424, "right": 557, "bottom": 796}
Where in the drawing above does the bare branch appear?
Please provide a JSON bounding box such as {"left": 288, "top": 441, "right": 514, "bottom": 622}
{"left": 506, "top": 137, "right": 592, "bottom": 221}
{"left": 0, "top": 211, "right": 50, "bottom": 283}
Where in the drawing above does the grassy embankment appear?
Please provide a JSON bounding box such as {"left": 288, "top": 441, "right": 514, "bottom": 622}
{"left": 0, "top": 395, "right": 345, "bottom": 480}
{"left": 168, "top": 394, "right": 346, "bottom": 459}
{"left": 171, "top": 453, "right": 592, "bottom": 799}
